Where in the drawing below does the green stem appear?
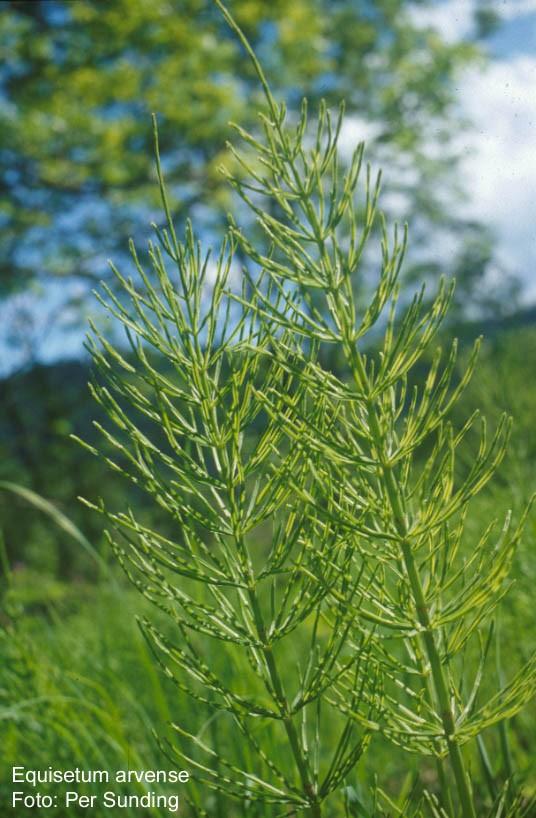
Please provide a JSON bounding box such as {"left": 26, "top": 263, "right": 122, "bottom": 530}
{"left": 295, "top": 173, "right": 474, "bottom": 815}
{"left": 222, "top": 388, "right": 321, "bottom": 814}
{"left": 246, "top": 586, "right": 322, "bottom": 817}
{"left": 348, "top": 347, "right": 476, "bottom": 818}
{"left": 399, "top": 536, "right": 476, "bottom": 818}
{"left": 299, "top": 188, "right": 473, "bottom": 814}
{"left": 496, "top": 618, "right": 514, "bottom": 803}
{"left": 412, "top": 610, "right": 454, "bottom": 811}
{"left": 233, "top": 521, "right": 321, "bottom": 815}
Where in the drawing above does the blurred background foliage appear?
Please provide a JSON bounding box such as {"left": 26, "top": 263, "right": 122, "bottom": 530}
{"left": 1, "top": 0, "right": 535, "bottom": 815}
{"left": 0, "top": 0, "right": 516, "bottom": 316}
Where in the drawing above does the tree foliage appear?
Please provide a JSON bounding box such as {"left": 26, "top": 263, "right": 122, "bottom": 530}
{"left": 1, "top": 0, "right": 482, "bottom": 301}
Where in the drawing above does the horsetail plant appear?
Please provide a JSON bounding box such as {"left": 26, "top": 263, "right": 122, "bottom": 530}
{"left": 79, "top": 5, "right": 536, "bottom": 816}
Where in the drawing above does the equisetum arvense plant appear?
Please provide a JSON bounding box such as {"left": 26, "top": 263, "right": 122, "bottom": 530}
{"left": 78, "top": 4, "right": 536, "bottom": 817}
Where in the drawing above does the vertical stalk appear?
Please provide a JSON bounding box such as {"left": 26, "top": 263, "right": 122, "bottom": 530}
{"left": 348, "top": 346, "right": 477, "bottom": 818}
{"left": 247, "top": 584, "right": 322, "bottom": 817}
{"left": 293, "top": 183, "right": 472, "bottom": 814}
{"left": 234, "top": 526, "right": 321, "bottom": 816}
{"left": 291, "top": 165, "right": 474, "bottom": 814}
{"left": 399, "top": 536, "right": 476, "bottom": 818}
{"left": 214, "top": 369, "right": 322, "bottom": 815}
{"left": 496, "top": 617, "right": 514, "bottom": 804}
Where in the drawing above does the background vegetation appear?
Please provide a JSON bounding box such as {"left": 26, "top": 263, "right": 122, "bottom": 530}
{"left": 1, "top": 1, "right": 535, "bottom": 816}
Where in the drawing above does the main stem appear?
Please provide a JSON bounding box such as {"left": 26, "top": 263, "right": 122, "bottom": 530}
{"left": 211, "top": 374, "right": 321, "bottom": 817}
{"left": 247, "top": 587, "right": 322, "bottom": 818}
{"left": 236, "top": 528, "right": 322, "bottom": 818}
{"left": 348, "top": 347, "right": 477, "bottom": 818}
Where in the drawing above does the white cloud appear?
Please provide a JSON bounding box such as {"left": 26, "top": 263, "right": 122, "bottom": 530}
{"left": 408, "top": 0, "right": 475, "bottom": 42}
{"left": 457, "top": 55, "right": 536, "bottom": 298}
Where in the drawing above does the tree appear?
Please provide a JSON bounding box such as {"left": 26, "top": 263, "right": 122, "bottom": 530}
{"left": 0, "top": 0, "right": 503, "bottom": 370}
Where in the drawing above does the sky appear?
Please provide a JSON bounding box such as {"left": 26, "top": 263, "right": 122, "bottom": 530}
{"left": 1, "top": 0, "right": 535, "bottom": 376}
{"left": 411, "top": 0, "right": 536, "bottom": 300}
